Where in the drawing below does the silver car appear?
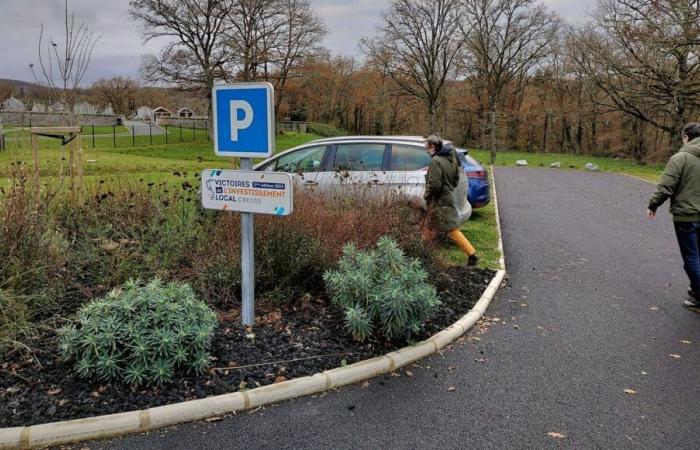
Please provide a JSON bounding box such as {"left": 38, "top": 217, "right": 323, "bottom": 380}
{"left": 254, "top": 135, "right": 472, "bottom": 220}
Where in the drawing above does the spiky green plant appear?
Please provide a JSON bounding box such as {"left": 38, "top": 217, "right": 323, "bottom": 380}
{"left": 59, "top": 279, "right": 217, "bottom": 386}
{"left": 324, "top": 237, "right": 439, "bottom": 342}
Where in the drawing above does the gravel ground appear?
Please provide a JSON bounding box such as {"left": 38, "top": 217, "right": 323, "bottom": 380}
{"left": 92, "top": 167, "right": 699, "bottom": 450}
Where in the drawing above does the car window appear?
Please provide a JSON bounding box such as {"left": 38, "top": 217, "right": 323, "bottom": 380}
{"left": 390, "top": 144, "right": 432, "bottom": 171}
{"left": 333, "top": 143, "right": 386, "bottom": 171}
{"left": 275, "top": 145, "right": 327, "bottom": 172}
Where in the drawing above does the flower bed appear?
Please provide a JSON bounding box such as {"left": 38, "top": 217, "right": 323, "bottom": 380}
{"left": 0, "top": 267, "right": 494, "bottom": 427}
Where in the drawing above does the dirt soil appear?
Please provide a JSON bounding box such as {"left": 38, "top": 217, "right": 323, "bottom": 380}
{"left": 0, "top": 267, "right": 494, "bottom": 428}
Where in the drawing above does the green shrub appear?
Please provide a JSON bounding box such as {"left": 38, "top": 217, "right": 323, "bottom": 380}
{"left": 59, "top": 279, "right": 218, "bottom": 386}
{"left": 324, "top": 237, "right": 440, "bottom": 342}
{"left": 306, "top": 123, "right": 347, "bottom": 137}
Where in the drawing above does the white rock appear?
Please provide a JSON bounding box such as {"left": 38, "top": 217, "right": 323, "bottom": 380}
{"left": 515, "top": 160, "right": 528, "bottom": 167}
{"left": 585, "top": 163, "right": 600, "bottom": 171}
{"left": 550, "top": 161, "right": 561, "bottom": 168}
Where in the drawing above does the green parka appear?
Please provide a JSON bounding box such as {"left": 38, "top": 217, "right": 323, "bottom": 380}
{"left": 424, "top": 147, "right": 462, "bottom": 232}
{"left": 649, "top": 138, "right": 700, "bottom": 222}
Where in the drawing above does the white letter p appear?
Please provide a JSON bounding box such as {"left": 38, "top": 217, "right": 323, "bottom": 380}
{"left": 230, "top": 100, "right": 253, "bottom": 141}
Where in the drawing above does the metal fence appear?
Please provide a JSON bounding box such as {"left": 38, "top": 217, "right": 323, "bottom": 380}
{"left": 0, "top": 122, "right": 211, "bottom": 152}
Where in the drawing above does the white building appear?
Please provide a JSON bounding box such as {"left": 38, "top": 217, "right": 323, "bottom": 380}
{"left": 51, "top": 101, "right": 66, "bottom": 113}
{"left": 74, "top": 101, "right": 98, "bottom": 115}
{"left": 136, "top": 106, "right": 154, "bottom": 121}
{"left": 177, "top": 107, "right": 194, "bottom": 118}
{"left": 32, "top": 103, "right": 47, "bottom": 113}
{"left": 153, "top": 106, "right": 172, "bottom": 123}
{"left": 2, "top": 97, "right": 25, "bottom": 112}
{"left": 102, "top": 104, "right": 114, "bottom": 116}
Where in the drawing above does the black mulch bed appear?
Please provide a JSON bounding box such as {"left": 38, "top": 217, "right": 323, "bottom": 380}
{"left": 0, "top": 267, "right": 494, "bottom": 428}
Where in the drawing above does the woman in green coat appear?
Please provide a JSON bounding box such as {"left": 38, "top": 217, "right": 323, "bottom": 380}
{"left": 424, "top": 135, "right": 479, "bottom": 266}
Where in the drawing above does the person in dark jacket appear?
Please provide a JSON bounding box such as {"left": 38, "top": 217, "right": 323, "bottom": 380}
{"left": 648, "top": 123, "right": 700, "bottom": 311}
{"left": 424, "top": 135, "right": 479, "bottom": 266}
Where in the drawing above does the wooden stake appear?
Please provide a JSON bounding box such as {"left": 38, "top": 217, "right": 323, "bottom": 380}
{"left": 31, "top": 133, "right": 39, "bottom": 182}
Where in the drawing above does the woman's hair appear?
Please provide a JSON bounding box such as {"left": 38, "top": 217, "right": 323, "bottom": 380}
{"left": 681, "top": 123, "right": 700, "bottom": 142}
{"left": 425, "top": 134, "right": 443, "bottom": 152}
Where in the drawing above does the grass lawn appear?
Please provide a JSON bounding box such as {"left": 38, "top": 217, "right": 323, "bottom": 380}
{"left": 0, "top": 132, "right": 320, "bottom": 180}
{"left": 469, "top": 149, "right": 664, "bottom": 183}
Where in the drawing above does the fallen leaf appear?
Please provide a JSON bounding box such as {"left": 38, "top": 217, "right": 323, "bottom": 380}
{"left": 47, "top": 388, "right": 61, "bottom": 396}
{"left": 405, "top": 370, "right": 414, "bottom": 377}
{"left": 205, "top": 416, "right": 223, "bottom": 423}
{"left": 447, "top": 365, "right": 457, "bottom": 372}
{"left": 669, "top": 354, "right": 682, "bottom": 359}
{"left": 274, "top": 376, "right": 287, "bottom": 384}
{"left": 649, "top": 306, "right": 659, "bottom": 311}
{"left": 474, "top": 358, "right": 486, "bottom": 363}
{"left": 624, "top": 389, "right": 637, "bottom": 395}
{"left": 681, "top": 340, "right": 692, "bottom": 345}
{"left": 641, "top": 371, "right": 648, "bottom": 375}
{"left": 520, "top": 303, "right": 528, "bottom": 307}
{"left": 447, "top": 386, "right": 457, "bottom": 392}
{"left": 360, "top": 381, "right": 370, "bottom": 389}
{"left": 389, "top": 372, "right": 400, "bottom": 377}
{"left": 547, "top": 432, "right": 566, "bottom": 439}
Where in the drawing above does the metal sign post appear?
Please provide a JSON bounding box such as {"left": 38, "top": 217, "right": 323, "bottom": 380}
{"left": 207, "top": 82, "right": 279, "bottom": 328}
{"left": 239, "top": 158, "right": 255, "bottom": 327}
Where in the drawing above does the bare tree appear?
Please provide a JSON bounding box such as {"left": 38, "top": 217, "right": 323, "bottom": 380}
{"left": 460, "top": 0, "right": 561, "bottom": 162}
{"left": 569, "top": 0, "right": 700, "bottom": 153}
{"left": 362, "top": 0, "right": 464, "bottom": 132}
{"left": 130, "top": 0, "right": 233, "bottom": 118}
{"left": 268, "top": 0, "right": 326, "bottom": 114}
{"left": 227, "top": 0, "right": 284, "bottom": 81}
{"left": 92, "top": 77, "right": 138, "bottom": 116}
{"left": 226, "top": 0, "right": 325, "bottom": 116}
{"left": 29, "top": 0, "right": 100, "bottom": 121}
{"left": 0, "top": 81, "right": 13, "bottom": 102}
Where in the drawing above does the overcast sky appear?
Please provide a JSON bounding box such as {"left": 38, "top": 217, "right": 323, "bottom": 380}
{"left": 0, "top": 0, "right": 594, "bottom": 85}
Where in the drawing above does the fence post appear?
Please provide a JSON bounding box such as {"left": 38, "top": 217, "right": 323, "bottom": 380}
{"left": 179, "top": 123, "right": 183, "bottom": 143}
{"left": 192, "top": 121, "right": 195, "bottom": 141}
{"left": 165, "top": 125, "right": 168, "bottom": 144}
{"left": 132, "top": 125, "right": 136, "bottom": 147}
{"left": 149, "top": 123, "right": 153, "bottom": 145}
{"left": 113, "top": 124, "right": 116, "bottom": 148}
{"left": 92, "top": 123, "right": 95, "bottom": 149}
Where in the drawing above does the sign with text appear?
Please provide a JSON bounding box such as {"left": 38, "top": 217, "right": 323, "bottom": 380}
{"left": 212, "top": 82, "right": 275, "bottom": 158}
{"left": 202, "top": 169, "right": 293, "bottom": 215}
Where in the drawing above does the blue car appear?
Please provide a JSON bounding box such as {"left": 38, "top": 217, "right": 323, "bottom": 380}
{"left": 455, "top": 148, "right": 490, "bottom": 208}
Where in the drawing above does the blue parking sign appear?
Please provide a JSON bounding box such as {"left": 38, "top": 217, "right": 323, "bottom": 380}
{"left": 212, "top": 82, "right": 275, "bottom": 158}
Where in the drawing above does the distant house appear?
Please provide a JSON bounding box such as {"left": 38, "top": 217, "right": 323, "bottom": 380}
{"left": 101, "top": 104, "right": 114, "bottom": 116}
{"left": 51, "top": 101, "right": 66, "bottom": 113}
{"left": 153, "top": 106, "right": 172, "bottom": 123}
{"left": 177, "top": 107, "right": 194, "bottom": 118}
{"left": 74, "top": 101, "right": 98, "bottom": 115}
{"left": 2, "top": 97, "right": 25, "bottom": 112}
{"left": 31, "top": 103, "right": 47, "bottom": 113}
{"left": 136, "top": 106, "right": 154, "bottom": 121}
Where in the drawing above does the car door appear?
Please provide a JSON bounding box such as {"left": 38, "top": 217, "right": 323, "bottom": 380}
{"left": 328, "top": 142, "right": 390, "bottom": 190}
{"left": 387, "top": 143, "right": 432, "bottom": 199}
{"left": 259, "top": 144, "right": 332, "bottom": 190}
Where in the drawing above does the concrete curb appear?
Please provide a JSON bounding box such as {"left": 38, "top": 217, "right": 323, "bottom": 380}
{"left": 0, "top": 176, "right": 508, "bottom": 450}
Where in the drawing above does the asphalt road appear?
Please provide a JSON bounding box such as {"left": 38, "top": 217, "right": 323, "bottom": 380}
{"left": 122, "top": 120, "right": 167, "bottom": 136}
{"left": 96, "top": 168, "right": 700, "bottom": 450}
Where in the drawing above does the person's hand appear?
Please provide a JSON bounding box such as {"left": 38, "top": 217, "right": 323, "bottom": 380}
{"left": 647, "top": 209, "right": 656, "bottom": 219}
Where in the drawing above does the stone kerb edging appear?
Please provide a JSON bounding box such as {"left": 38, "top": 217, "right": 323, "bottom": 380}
{"left": 0, "top": 168, "right": 507, "bottom": 450}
